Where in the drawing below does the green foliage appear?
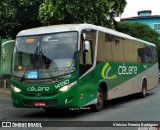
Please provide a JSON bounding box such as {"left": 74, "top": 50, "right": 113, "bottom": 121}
{"left": 38, "top": 0, "right": 127, "bottom": 28}
{"left": 1, "top": 74, "right": 11, "bottom": 79}
{"left": 39, "top": 0, "right": 56, "bottom": 25}
{"left": 0, "top": 0, "right": 43, "bottom": 38}
{"left": 115, "top": 21, "right": 160, "bottom": 62}
{"left": 0, "top": 0, "right": 18, "bottom": 38}
{"left": 0, "top": 0, "right": 127, "bottom": 38}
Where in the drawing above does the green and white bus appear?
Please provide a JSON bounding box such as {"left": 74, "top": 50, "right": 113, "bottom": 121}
{"left": 11, "top": 24, "right": 158, "bottom": 111}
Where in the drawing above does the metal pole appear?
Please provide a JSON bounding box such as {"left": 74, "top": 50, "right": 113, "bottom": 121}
{"left": 4, "top": 80, "right": 7, "bottom": 88}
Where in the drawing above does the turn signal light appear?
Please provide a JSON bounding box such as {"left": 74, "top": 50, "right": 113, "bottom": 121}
{"left": 18, "top": 65, "right": 23, "bottom": 70}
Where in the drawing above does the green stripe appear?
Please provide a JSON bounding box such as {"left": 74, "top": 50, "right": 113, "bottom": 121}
{"left": 95, "top": 61, "right": 154, "bottom": 90}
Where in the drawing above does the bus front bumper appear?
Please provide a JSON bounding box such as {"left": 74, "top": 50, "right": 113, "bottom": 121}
{"left": 11, "top": 87, "right": 80, "bottom": 108}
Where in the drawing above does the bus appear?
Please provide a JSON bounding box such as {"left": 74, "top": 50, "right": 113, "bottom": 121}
{"left": 11, "top": 24, "right": 158, "bottom": 111}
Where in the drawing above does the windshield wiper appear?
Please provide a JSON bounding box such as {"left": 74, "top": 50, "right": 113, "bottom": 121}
{"left": 20, "top": 47, "right": 39, "bottom": 82}
{"left": 37, "top": 46, "right": 55, "bottom": 81}
{"left": 20, "top": 45, "right": 55, "bottom": 82}
{"left": 20, "top": 65, "right": 31, "bottom": 82}
{"left": 44, "top": 68, "right": 55, "bottom": 80}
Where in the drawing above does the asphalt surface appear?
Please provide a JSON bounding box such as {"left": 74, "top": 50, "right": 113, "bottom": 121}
{"left": 0, "top": 85, "right": 160, "bottom": 130}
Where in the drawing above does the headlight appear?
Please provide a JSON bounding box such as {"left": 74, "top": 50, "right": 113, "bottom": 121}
{"left": 59, "top": 81, "right": 77, "bottom": 92}
{"left": 11, "top": 84, "right": 21, "bottom": 92}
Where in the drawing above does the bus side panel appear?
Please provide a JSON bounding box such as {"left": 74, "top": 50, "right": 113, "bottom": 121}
{"left": 134, "top": 63, "right": 158, "bottom": 93}
{"left": 94, "top": 61, "right": 158, "bottom": 100}
{"left": 78, "top": 71, "right": 97, "bottom": 107}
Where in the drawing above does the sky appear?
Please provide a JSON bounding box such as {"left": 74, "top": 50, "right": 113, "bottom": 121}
{"left": 116, "top": 0, "right": 160, "bottom": 20}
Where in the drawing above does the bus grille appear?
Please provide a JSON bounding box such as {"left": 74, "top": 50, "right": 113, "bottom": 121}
{"left": 21, "top": 92, "right": 58, "bottom": 97}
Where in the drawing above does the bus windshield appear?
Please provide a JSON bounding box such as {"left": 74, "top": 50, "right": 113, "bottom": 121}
{"left": 12, "top": 32, "right": 78, "bottom": 80}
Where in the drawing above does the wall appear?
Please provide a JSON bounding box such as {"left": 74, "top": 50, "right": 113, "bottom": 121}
{"left": 127, "top": 17, "right": 160, "bottom": 32}
{"left": 0, "top": 37, "right": 14, "bottom": 77}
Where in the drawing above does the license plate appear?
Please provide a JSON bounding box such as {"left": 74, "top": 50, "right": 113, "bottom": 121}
{"left": 34, "top": 102, "right": 46, "bottom": 107}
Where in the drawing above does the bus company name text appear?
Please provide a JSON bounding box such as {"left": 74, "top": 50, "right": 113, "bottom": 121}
{"left": 27, "top": 86, "right": 49, "bottom": 92}
{"left": 118, "top": 65, "right": 137, "bottom": 75}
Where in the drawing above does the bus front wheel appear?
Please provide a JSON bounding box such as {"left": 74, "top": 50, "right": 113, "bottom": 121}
{"left": 92, "top": 87, "right": 104, "bottom": 112}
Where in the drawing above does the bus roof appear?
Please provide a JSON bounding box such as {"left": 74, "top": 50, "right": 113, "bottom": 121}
{"left": 17, "top": 23, "right": 156, "bottom": 47}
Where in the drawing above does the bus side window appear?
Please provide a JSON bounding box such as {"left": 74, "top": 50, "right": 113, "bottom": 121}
{"left": 97, "top": 32, "right": 113, "bottom": 62}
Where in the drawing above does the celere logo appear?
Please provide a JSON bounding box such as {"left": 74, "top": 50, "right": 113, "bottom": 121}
{"left": 118, "top": 65, "right": 137, "bottom": 75}
{"left": 101, "top": 62, "right": 117, "bottom": 79}
{"left": 27, "top": 86, "right": 49, "bottom": 92}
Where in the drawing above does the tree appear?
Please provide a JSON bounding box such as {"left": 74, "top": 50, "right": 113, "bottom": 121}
{"left": 38, "top": 0, "right": 127, "bottom": 28}
{"left": 0, "top": 0, "right": 43, "bottom": 39}
{"left": 115, "top": 21, "right": 160, "bottom": 62}
{"left": 0, "top": 0, "right": 18, "bottom": 38}
{"left": 0, "top": 0, "right": 127, "bottom": 38}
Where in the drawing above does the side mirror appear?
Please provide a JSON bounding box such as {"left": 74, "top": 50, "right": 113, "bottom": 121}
{"left": 83, "top": 40, "right": 91, "bottom": 52}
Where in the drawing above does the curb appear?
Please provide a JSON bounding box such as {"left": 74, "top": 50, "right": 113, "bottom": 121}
{"left": 0, "top": 88, "right": 11, "bottom": 97}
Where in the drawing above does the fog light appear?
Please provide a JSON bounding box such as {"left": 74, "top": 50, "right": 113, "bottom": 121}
{"left": 80, "top": 94, "right": 84, "bottom": 97}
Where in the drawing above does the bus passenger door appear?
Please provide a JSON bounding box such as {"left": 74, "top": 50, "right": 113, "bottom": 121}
{"left": 79, "top": 40, "right": 93, "bottom": 76}
{"left": 79, "top": 29, "right": 96, "bottom": 76}
{"left": 79, "top": 29, "right": 97, "bottom": 106}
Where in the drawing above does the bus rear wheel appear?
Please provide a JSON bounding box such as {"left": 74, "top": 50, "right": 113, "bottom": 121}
{"left": 92, "top": 87, "right": 104, "bottom": 112}
{"left": 140, "top": 80, "right": 147, "bottom": 98}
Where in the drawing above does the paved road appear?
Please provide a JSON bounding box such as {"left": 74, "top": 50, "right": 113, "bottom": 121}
{"left": 0, "top": 85, "right": 160, "bottom": 130}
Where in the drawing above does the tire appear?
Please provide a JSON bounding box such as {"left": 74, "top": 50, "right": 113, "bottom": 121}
{"left": 140, "top": 80, "right": 147, "bottom": 98}
{"left": 92, "top": 87, "right": 104, "bottom": 112}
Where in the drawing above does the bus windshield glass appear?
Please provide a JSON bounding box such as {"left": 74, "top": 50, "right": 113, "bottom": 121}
{"left": 12, "top": 32, "right": 78, "bottom": 80}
